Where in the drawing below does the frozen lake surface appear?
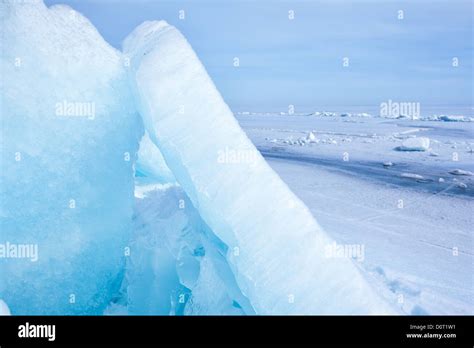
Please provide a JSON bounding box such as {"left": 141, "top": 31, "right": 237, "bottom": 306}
{"left": 237, "top": 114, "right": 474, "bottom": 315}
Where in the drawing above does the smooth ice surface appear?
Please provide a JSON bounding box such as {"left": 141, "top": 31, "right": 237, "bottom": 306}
{"left": 124, "top": 21, "right": 395, "bottom": 314}
{"left": 0, "top": 1, "right": 142, "bottom": 314}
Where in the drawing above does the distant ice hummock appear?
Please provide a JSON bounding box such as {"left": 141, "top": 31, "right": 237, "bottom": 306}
{"left": 396, "top": 137, "right": 430, "bottom": 151}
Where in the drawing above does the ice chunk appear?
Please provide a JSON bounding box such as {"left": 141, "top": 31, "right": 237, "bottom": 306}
{"left": 184, "top": 256, "right": 245, "bottom": 315}
{"left": 439, "top": 115, "right": 466, "bottom": 122}
{"left": 124, "top": 21, "right": 395, "bottom": 314}
{"left": 401, "top": 173, "right": 425, "bottom": 180}
{"left": 395, "top": 137, "right": 430, "bottom": 151}
{"left": 306, "top": 131, "right": 318, "bottom": 143}
{"left": 126, "top": 185, "right": 253, "bottom": 315}
{"left": 449, "top": 169, "right": 474, "bottom": 176}
{"left": 0, "top": 300, "right": 11, "bottom": 315}
{"left": 0, "top": 1, "right": 142, "bottom": 314}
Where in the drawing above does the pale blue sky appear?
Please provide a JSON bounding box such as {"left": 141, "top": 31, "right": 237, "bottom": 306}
{"left": 45, "top": 0, "right": 473, "bottom": 111}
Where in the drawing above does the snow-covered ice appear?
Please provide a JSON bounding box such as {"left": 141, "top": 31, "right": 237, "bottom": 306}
{"left": 237, "top": 114, "right": 474, "bottom": 314}
{"left": 400, "top": 173, "right": 425, "bottom": 180}
{"left": 306, "top": 131, "right": 318, "bottom": 143}
{"left": 396, "top": 137, "right": 431, "bottom": 152}
{"left": 449, "top": 169, "right": 474, "bottom": 176}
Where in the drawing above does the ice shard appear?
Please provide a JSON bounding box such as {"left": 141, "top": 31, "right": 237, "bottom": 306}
{"left": 126, "top": 184, "right": 253, "bottom": 315}
{"left": 124, "top": 21, "right": 395, "bottom": 314}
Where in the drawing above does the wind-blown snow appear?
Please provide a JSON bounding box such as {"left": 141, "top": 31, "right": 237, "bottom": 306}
{"left": 123, "top": 21, "right": 395, "bottom": 314}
